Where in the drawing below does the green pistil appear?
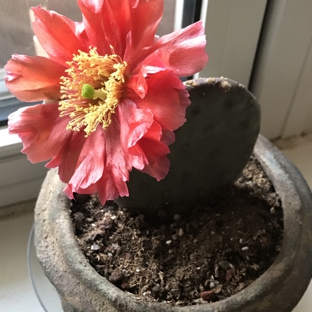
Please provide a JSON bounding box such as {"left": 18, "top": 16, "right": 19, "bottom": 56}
{"left": 82, "top": 84, "right": 95, "bottom": 99}
{"left": 81, "top": 84, "right": 107, "bottom": 100}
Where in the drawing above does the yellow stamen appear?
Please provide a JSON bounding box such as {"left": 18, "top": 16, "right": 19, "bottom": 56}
{"left": 59, "top": 47, "right": 127, "bottom": 136}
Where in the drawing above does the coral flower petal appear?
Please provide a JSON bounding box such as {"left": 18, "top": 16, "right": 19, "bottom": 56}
{"left": 132, "top": 121, "right": 171, "bottom": 181}
{"left": 118, "top": 100, "right": 154, "bottom": 170}
{"left": 124, "top": 0, "right": 163, "bottom": 65}
{"left": 100, "top": 0, "right": 131, "bottom": 56}
{"left": 78, "top": 0, "right": 163, "bottom": 60}
{"left": 128, "top": 0, "right": 163, "bottom": 48}
{"left": 118, "top": 100, "right": 170, "bottom": 181}
{"left": 77, "top": 0, "right": 111, "bottom": 55}
{"left": 64, "top": 118, "right": 131, "bottom": 204}
{"left": 152, "top": 21, "right": 208, "bottom": 76}
{"left": 92, "top": 165, "right": 129, "bottom": 205}
{"left": 8, "top": 102, "right": 70, "bottom": 163}
{"left": 46, "top": 130, "right": 85, "bottom": 183}
{"left": 128, "top": 69, "right": 190, "bottom": 131}
{"left": 32, "top": 6, "right": 88, "bottom": 65}
{"left": 65, "top": 127, "right": 105, "bottom": 191}
{"left": 4, "top": 55, "right": 65, "bottom": 101}
{"left": 135, "top": 141, "right": 170, "bottom": 181}
{"left": 78, "top": 0, "right": 141, "bottom": 57}
{"left": 95, "top": 115, "right": 131, "bottom": 202}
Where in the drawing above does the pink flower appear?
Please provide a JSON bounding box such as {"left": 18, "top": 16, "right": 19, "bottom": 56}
{"left": 5, "top": 0, "right": 208, "bottom": 204}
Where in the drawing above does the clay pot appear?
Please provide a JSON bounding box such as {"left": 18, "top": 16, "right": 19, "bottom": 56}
{"left": 34, "top": 135, "right": 312, "bottom": 312}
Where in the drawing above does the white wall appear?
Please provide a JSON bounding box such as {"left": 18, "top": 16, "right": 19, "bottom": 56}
{"left": 200, "top": 0, "right": 312, "bottom": 140}
{"left": 199, "top": 0, "right": 267, "bottom": 87}
{"left": 250, "top": 0, "right": 312, "bottom": 139}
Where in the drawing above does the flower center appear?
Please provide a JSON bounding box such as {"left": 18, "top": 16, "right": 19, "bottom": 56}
{"left": 59, "top": 47, "right": 127, "bottom": 136}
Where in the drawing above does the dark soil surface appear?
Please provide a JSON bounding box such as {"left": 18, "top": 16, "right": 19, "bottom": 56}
{"left": 70, "top": 155, "right": 283, "bottom": 306}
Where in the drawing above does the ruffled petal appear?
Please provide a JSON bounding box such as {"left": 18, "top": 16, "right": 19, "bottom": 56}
{"left": 46, "top": 130, "right": 84, "bottom": 183}
{"left": 118, "top": 99, "right": 171, "bottom": 181}
{"left": 118, "top": 99, "right": 154, "bottom": 170}
{"left": 8, "top": 102, "right": 71, "bottom": 163}
{"left": 64, "top": 127, "right": 105, "bottom": 190}
{"left": 126, "top": 51, "right": 165, "bottom": 98}
{"left": 77, "top": 0, "right": 111, "bottom": 55}
{"left": 32, "top": 6, "right": 88, "bottom": 65}
{"left": 124, "top": 0, "right": 163, "bottom": 67}
{"left": 128, "top": 0, "right": 163, "bottom": 48}
{"left": 102, "top": 0, "right": 131, "bottom": 57}
{"left": 5, "top": 54, "right": 64, "bottom": 101}
{"left": 127, "top": 68, "right": 190, "bottom": 131}
{"left": 78, "top": 0, "right": 132, "bottom": 57}
{"left": 105, "top": 0, "right": 162, "bottom": 59}
{"left": 64, "top": 117, "right": 131, "bottom": 204}
{"left": 78, "top": 0, "right": 163, "bottom": 61}
{"left": 134, "top": 122, "right": 171, "bottom": 181}
{"left": 150, "top": 21, "right": 208, "bottom": 77}
{"left": 95, "top": 165, "right": 130, "bottom": 204}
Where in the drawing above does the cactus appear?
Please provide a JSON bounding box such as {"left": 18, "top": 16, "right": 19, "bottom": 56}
{"left": 115, "top": 77, "right": 261, "bottom": 216}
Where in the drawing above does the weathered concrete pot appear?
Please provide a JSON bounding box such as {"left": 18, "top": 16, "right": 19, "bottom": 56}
{"left": 34, "top": 135, "right": 312, "bottom": 312}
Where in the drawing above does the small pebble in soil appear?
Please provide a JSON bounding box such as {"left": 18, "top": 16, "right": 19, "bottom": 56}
{"left": 173, "top": 214, "right": 181, "bottom": 221}
{"left": 90, "top": 244, "right": 100, "bottom": 251}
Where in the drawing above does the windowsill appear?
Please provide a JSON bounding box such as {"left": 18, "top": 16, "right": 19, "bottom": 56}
{"left": 0, "top": 126, "right": 47, "bottom": 208}
{"left": 0, "top": 126, "right": 22, "bottom": 158}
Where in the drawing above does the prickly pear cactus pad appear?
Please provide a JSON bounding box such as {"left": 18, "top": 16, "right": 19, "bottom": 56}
{"left": 115, "top": 78, "right": 261, "bottom": 215}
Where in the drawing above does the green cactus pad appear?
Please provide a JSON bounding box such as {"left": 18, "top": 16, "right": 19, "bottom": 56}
{"left": 115, "top": 78, "right": 261, "bottom": 216}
